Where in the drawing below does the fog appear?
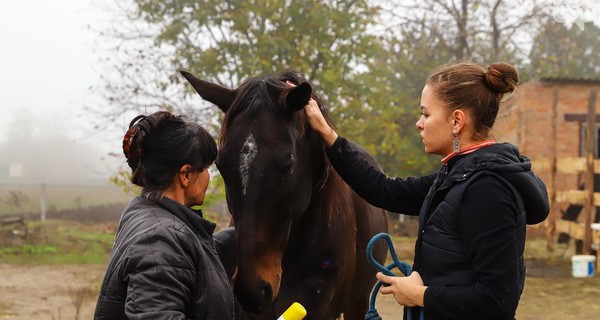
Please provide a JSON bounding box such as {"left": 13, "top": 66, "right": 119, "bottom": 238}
{"left": 0, "top": 108, "right": 123, "bottom": 185}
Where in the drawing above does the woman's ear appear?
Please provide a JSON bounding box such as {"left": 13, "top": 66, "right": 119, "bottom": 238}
{"left": 451, "top": 109, "right": 466, "bottom": 132}
{"left": 179, "top": 164, "right": 193, "bottom": 187}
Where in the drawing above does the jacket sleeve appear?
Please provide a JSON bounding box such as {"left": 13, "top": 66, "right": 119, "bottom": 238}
{"left": 214, "top": 227, "right": 237, "bottom": 279}
{"left": 423, "top": 176, "right": 521, "bottom": 320}
{"left": 325, "top": 136, "right": 435, "bottom": 215}
{"left": 120, "top": 225, "right": 196, "bottom": 320}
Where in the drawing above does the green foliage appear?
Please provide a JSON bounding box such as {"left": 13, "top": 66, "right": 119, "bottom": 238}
{"left": 530, "top": 20, "right": 600, "bottom": 79}
{"left": 203, "top": 169, "right": 226, "bottom": 208}
{"left": 119, "top": 0, "right": 437, "bottom": 176}
{"left": 337, "top": 29, "right": 456, "bottom": 175}
{"left": 136, "top": 0, "right": 380, "bottom": 105}
{"left": 103, "top": 0, "right": 559, "bottom": 178}
{"left": 108, "top": 168, "right": 142, "bottom": 196}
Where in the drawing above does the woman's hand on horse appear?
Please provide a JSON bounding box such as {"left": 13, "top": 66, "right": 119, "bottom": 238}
{"left": 304, "top": 99, "right": 338, "bottom": 148}
{"left": 377, "top": 271, "right": 426, "bottom": 307}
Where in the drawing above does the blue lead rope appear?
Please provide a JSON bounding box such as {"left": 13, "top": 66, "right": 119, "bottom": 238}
{"left": 365, "top": 233, "right": 424, "bottom": 320}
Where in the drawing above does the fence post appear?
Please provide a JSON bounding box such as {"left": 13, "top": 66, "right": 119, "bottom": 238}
{"left": 583, "top": 90, "right": 597, "bottom": 255}
{"left": 40, "top": 183, "right": 46, "bottom": 221}
{"left": 546, "top": 89, "right": 558, "bottom": 252}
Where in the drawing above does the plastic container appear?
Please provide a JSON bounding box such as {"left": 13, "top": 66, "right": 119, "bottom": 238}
{"left": 571, "top": 255, "right": 596, "bottom": 277}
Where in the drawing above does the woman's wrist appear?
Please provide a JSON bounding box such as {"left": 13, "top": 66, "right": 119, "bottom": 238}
{"left": 321, "top": 127, "right": 338, "bottom": 148}
{"left": 413, "top": 286, "right": 427, "bottom": 307}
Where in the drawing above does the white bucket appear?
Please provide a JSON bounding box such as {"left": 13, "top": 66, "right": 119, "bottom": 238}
{"left": 571, "top": 255, "right": 596, "bottom": 277}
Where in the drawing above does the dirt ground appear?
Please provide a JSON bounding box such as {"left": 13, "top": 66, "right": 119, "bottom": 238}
{"left": 0, "top": 218, "right": 598, "bottom": 319}
{"left": 0, "top": 264, "right": 104, "bottom": 320}
{"left": 0, "top": 261, "right": 599, "bottom": 320}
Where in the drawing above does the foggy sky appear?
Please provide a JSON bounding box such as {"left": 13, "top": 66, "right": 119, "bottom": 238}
{"left": 0, "top": 109, "right": 123, "bottom": 185}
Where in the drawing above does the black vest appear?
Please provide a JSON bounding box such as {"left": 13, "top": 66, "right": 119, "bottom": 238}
{"left": 414, "top": 171, "right": 527, "bottom": 291}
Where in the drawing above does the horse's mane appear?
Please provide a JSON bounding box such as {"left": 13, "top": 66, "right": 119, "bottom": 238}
{"left": 218, "top": 71, "right": 334, "bottom": 145}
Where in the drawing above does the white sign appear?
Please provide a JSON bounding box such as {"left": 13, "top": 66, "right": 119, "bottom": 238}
{"left": 9, "top": 163, "right": 23, "bottom": 178}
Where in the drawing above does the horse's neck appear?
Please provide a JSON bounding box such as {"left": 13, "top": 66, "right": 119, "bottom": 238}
{"left": 313, "top": 159, "right": 331, "bottom": 192}
{"left": 288, "top": 165, "right": 349, "bottom": 253}
{"left": 307, "top": 149, "right": 349, "bottom": 219}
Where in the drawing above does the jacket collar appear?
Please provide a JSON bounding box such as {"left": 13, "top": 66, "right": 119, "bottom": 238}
{"left": 438, "top": 142, "right": 550, "bottom": 224}
{"left": 153, "top": 196, "right": 217, "bottom": 239}
{"left": 441, "top": 140, "right": 496, "bottom": 165}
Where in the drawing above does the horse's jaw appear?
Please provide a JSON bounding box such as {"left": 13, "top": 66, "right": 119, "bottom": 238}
{"left": 233, "top": 247, "right": 283, "bottom": 314}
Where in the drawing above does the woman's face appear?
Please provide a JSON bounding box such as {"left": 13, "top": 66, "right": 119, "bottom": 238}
{"left": 185, "top": 168, "right": 211, "bottom": 207}
{"left": 415, "top": 84, "right": 454, "bottom": 156}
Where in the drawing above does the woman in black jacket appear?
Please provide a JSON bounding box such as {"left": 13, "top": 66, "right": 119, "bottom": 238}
{"left": 94, "top": 111, "right": 238, "bottom": 320}
{"left": 303, "top": 62, "right": 550, "bottom": 320}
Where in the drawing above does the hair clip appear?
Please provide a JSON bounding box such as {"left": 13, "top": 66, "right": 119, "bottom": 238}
{"left": 123, "top": 127, "right": 138, "bottom": 158}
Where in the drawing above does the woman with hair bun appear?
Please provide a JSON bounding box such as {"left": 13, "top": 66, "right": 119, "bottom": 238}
{"left": 94, "top": 111, "right": 238, "bottom": 319}
{"left": 303, "top": 62, "right": 549, "bottom": 320}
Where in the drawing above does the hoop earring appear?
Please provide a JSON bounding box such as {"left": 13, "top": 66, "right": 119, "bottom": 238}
{"left": 453, "top": 130, "right": 460, "bottom": 152}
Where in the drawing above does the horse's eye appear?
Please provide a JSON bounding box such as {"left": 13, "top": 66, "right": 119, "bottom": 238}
{"left": 279, "top": 154, "right": 295, "bottom": 178}
{"left": 284, "top": 163, "right": 294, "bottom": 176}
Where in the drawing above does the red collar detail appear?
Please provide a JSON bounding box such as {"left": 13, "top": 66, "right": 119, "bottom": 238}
{"left": 441, "top": 140, "right": 496, "bottom": 165}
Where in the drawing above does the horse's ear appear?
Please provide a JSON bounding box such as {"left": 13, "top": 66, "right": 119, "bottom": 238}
{"left": 285, "top": 82, "right": 312, "bottom": 113}
{"left": 180, "top": 70, "right": 236, "bottom": 113}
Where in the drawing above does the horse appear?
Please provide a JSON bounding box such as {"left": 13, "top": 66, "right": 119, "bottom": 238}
{"left": 181, "top": 70, "right": 388, "bottom": 320}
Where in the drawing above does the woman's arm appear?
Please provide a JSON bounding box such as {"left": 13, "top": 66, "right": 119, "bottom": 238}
{"left": 122, "top": 226, "right": 195, "bottom": 319}
{"left": 304, "top": 99, "right": 434, "bottom": 214}
{"left": 214, "top": 227, "right": 237, "bottom": 279}
{"left": 326, "top": 136, "right": 435, "bottom": 214}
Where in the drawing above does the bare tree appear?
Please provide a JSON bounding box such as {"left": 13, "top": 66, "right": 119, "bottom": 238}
{"left": 377, "top": 0, "right": 550, "bottom": 64}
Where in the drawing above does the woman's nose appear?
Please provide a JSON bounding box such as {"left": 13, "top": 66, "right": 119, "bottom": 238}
{"left": 415, "top": 116, "right": 423, "bottom": 129}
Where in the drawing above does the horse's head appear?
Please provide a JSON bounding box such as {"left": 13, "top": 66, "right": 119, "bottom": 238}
{"left": 181, "top": 70, "right": 329, "bottom": 313}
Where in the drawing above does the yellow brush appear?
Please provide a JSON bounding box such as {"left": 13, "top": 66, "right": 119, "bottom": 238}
{"left": 277, "top": 302, "right": 307, "bottom": 320}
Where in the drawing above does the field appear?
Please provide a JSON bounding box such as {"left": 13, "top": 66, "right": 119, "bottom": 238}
{"left": 0, "top": 216, "right": 599, "bottom": 319}
{"left": 0, "top": 185, "right": 132, "bottom": 216}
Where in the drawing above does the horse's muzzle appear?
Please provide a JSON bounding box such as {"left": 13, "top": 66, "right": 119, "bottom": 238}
{"left": 234, "top": 278, "right": 274, "bottom": 314}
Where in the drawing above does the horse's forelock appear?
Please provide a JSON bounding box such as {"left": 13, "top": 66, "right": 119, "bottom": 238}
{"left": 219, "top": 76, "right": 278, "bottom": 144}
{"left": 218, "top": 72, "right": 334, "bottom": 145}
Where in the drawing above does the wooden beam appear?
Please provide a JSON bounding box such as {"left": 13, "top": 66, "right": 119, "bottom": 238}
{"left": 556, "top": 219, "right": 600, "bottom": 244}
{"left": 533, "top": 157, "right": 600, "bottom": 174}
{"left": 547, "top": 89, "right": 558, "bottom": 252}
{"left": 564, "top": 113, "right": 600, "bottom": 122}
{"left": 556, "top": 190, "right": 600, "bottom": 205}
{"left": 583, "top": 90, "right": 597, "bottom": 254}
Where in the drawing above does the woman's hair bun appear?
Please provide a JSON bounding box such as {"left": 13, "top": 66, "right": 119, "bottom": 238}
{"left": 122, "top": 111, "right": 174, "bottom": 168}
{"left": 484, "top": 62, "right": 519, "bottom": 94}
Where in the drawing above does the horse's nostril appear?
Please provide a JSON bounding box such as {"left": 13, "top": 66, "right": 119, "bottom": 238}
{"left": 261, "top": 282, "right": 273, "bottom": 302}
{"left": 234, "top": 279, "right": 274, "bottom": 313}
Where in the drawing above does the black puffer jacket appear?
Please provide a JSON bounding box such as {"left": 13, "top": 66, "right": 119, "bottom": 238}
{"left": 326, "top": 137, "right": 550, "bottom": 320}
{"left": 94, "top": 196, "right": 237, "bottom": 320}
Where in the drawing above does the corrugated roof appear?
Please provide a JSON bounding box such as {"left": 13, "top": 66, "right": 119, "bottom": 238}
{"left": 538, "top": 76, "right": 600, "bottom": 84}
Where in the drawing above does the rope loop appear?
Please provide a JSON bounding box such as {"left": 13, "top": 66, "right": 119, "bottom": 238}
{"left": 365, "top": 233, "right": 424, "bottom": 320}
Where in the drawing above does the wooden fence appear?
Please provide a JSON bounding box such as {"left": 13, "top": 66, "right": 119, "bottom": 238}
{"left": 536, "top": 90, "right": 599, "bottom": 254}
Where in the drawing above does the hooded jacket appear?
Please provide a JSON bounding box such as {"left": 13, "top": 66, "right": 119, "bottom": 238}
{"left": 326, "top": 137, "right": 550, "bottom": 320}
{"left": 94, "top": 196, "right": 237, "bottom": 320}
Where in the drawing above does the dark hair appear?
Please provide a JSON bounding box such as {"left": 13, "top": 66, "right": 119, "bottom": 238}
{"left": 122, "top": 111, "right": 217, "bottom": 196}
{"left": 425, "top": 61, "right": 518, "bottom": 140}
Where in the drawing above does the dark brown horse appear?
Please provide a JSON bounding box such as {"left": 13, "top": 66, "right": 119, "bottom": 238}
{"left": 181, "top": 70, "right": 388, "bottom": 320}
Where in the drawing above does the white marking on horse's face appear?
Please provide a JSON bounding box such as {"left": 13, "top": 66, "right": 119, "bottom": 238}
{"left": 239, "top": 134, "right": 258, "bottom": 195}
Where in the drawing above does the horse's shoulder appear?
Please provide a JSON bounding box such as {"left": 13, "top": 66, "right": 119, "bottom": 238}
{"left": 347, "top": 140, "right": 382, "bottom": 171}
